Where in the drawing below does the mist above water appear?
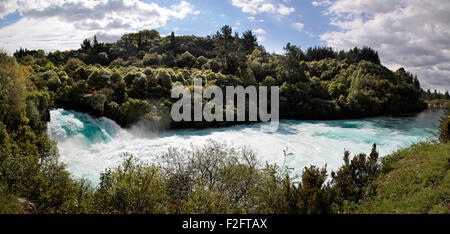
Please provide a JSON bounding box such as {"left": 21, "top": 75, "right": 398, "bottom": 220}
{"left": 47, "top": 108, "right": 444, "bottom": 185}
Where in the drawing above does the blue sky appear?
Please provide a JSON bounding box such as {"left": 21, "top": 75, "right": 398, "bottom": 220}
{"left": 151, "top": 0, "right": 335, "bottom": 53}
{"left": 0, "top": 0, "right": 448, "bottom": 91}
{"left": 0, "top": 0, "right": 336, "bottom": 54}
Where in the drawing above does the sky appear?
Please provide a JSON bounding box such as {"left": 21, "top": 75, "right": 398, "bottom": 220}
{"left": 0, "top": 0, "right": 448, "bottom": 92}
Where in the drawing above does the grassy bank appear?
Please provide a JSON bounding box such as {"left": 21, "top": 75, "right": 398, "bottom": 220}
{"left": 353, "top": 142, "right": 449, "bottom": 214}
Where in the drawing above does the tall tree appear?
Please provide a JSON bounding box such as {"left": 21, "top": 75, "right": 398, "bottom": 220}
{"left": 242, "top": 30, "right": 258, "bottom": 53}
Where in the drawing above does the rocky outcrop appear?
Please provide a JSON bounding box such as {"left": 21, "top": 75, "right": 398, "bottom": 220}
{"left": 82, "top": 94, "right": 106, "bottom": 115}
{"left": 17, "top": 198, "right": 37, "bottom": 214}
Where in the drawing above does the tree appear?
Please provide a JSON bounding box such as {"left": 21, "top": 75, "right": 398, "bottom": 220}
{"left": 87, "top": 68, "right": 111, "bottom": 90}
{"left": 94, "top": 157, "right": 167, "bottom": 214}
{"left": 220, "top": 25, "right": 233, "bottom": 40}
{"left": 281, "top": 43, "right": 307, "bottom": 83}
{"left": 306, "top": 46, "right": 336, "bottom": 61}
{"left": 331, "top": 144, "right": 379, "bottom": 204}
{"left": 295, "top": 166, "right": 333, "bottom": 214}
{"left": 175, "top": 51, "right": 196, "bottom": 68}
{"left": 169, "top": 32, "right": 177, "bottom": 52}
{"left": 0, "top": 53, "right": 28, "bottom": 130}
{"left": 81, "top": 39, "right": 92, "bottom": 53}
{"left": 93, "top": 35, "right": 99, "bottom": 47}
{"left": 242, "top": 30, "right": 257, "bottom": 52}
{"left": 64, "top": 58, "right": 85, "bottom": 74}
{"left": 156, "top": 69, "right": 172, "bottom": 89}
{"left": 143, "top": 53, "right": 161, "bottom": 66}
{"left": 349, "top": 69, "right": 363, "bottom": 98}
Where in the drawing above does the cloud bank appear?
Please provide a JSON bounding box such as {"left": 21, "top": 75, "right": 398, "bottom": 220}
{"left": 317, "top": 0, "right": 450, "bottom": 91}
{"left": 231, "top": 0, "right": 295, "bottom": 18}
{"left": 0, "top": 0, "right": 198, "bottom": 53}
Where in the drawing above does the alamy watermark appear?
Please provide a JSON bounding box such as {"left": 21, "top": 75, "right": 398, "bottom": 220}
{"left": 171, "top": 78, "right": 280, "bottom": 131}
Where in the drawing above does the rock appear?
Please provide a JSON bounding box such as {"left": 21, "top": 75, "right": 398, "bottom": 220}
{"left": 82, "top": 94, "right": 106, "bottom": 115}
{"left": 17, "top": 198, "right": 37, "bottom": 214}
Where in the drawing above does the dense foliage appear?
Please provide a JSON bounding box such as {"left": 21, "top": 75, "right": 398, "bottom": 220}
{"left": 12, "top": 27, "right": 427, "bottom": 130}
{"left": 439, "top": 102, "right": 450, "bottom": 143}
{"left": 353, "top": 142, "right": 449, "bottom": 214}
{"left": 1, "top": 27, "right": 447, "bottom": 214}
{"left": 0, "top": 52, "right": 91, "bottom": 213}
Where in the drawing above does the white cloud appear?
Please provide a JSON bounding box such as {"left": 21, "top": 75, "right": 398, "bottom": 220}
{"left": 253, "top": 28, "right": 266, "bottom": 35}
{"left": 320, "top": 0, "right": 450, "bottom": 92}
{"left": 293, "top": 22, "right": 304, "bottom": 31}
{"left": 257, "top": 36, "right": 266, "bottom": 43}
{"left": 248, "top": 16, "right": 264, "bottom": 22}
{"left": 0, "top": 0, "right": 198, "bottom": 53}
{"left": 312, "top": 0, "right": 331, "bottom": 7}
{"left": 0, "top": 0, "right": 18, "bottom": 18}
{"left": 252, "top": 28, "right": 266, "bottom": 44}
{"left": 231, "top": 0, "right": 295, "bottom": 18}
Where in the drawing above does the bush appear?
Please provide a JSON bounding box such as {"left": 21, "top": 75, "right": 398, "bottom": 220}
{"left": 257, "top": 162, "right": 334, "bottom": 214}
{"left": 93, "top": 157, "right": 167, "bottom": 214}
{"left": 159, "top": 140, "right": 262, "bottom": 214}
{"left": 440, "top": 119, "right": 450, "bottom": 143}
{"left": 64, "top": 58, "right": 85, "bottom": 74}
{"left": 87, "top": 68, "right": 111, "bottom": 90}
{"left": 175, "top": 51, "right": 196, "bottom": 68}
{"left": 156, "top": 69, "right": 172, "bottom": 89}
{"left": 143, "top": 53, "right": 161, "bottom": 66}
{"left": 331, "top": 144, "right": 379, "bottom": 205}
{"left": 46, "top": 76, "right": 61, "bottom": 91}
{"left": 202, "top": 59, "right": 220, "bottom": 73}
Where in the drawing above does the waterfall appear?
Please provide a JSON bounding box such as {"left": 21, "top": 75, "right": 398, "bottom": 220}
{"left": 48, "top": 108, "right": 443, "bottom": 185}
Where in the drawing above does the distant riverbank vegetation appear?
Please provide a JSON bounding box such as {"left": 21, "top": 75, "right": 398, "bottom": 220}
{"left": 1, "top": 26, "right": 448, "bottom": 214}
{"left": 11, "top": 26, "right": 429, "bottom": 130}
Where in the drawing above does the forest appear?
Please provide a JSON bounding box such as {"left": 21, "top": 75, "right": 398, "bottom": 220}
{"left": 0, "top": 26, "right": 449, "bottom": 214}
{"left": 11, "top": 26, "right": 429, "bottom": 131}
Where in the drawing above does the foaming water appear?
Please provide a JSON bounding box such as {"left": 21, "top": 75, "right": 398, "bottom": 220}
{"left": 48, "top": 109, "right": 444, "bottom": 185}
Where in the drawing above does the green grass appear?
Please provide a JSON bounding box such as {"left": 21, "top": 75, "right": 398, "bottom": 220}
{"left": 0, "top": 193, "right": 24, "bottom": 214}
{"left": 354, "top": 142, "right": 450, "bottom": 214}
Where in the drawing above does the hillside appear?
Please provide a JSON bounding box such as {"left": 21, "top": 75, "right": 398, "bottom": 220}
{"left": 0, "top": 27, "right": 445, "bottom": 214}
{"left": 12, "top": 27, "right": 427, "bottom": 130}
{"left": 353, "top": 142, "right": 450, "bottom": 214}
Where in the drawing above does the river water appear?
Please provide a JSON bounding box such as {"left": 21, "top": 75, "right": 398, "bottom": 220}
{"left": 47, "top": 108, "right": 444, "bottom": 185}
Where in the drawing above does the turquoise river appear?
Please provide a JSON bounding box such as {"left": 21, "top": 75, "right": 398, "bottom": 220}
{"left": 47, "top": 108, "right": 444, "bottom": 184}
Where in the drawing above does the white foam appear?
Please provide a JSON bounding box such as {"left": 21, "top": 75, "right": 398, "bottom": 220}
{"left": 47, "top": 109, "right": 442, "bottom": 185}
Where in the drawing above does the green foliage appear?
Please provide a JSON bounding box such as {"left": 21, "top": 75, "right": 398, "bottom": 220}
{"left": 261, "top": 76, "right": 277, "bottom": 87}
{"left": 331, "top": 144, "right": 380, "bottom": 205}
{"left": 87, "top": 68, "right": 111, "bottom": 90}
{"left": 175, "top": 51, "right": 196, "bottom": 68}
{"left": 64, "top": 58, "right": 85, "bottom": 74}
{"left": 0, "top": 30, "right": 440, "bottom": 215}
{"left": 143, "top": 53, "right": 161, "bottom": 67}
{"left": 156, "top": 69, "right": 173, "bottom": 89}
{"left": 0, "top": 188, "right": 24, "bottom": 214}
{"left": 94, "top": 157, "right": 167, "bottom": 214}
{"left": 21, "top": 27, "right": 426, "bottom": 126}
{"left": 440, "top": 115, "right": 450, "bottom": 143}
{"left": 354, "top": 142, "right": 450, "bottom": 214}
{"left": 349, "top": 69, "right": 363, "bottom": 98}
{"left": 0, "top": 53, "right": 92, "bottom": 214}
{"left": 0, "top": 52, "right": 29, "bottom": 130}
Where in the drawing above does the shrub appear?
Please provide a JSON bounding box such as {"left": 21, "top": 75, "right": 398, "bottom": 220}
{"left": 64, "top": 58, "right": 85, "bottom": 74}
{"left": 87, "top": 68, "right": 111, "bottom": 90}
{"left": 143, "top": 53, "right": 161, "bottom": 66}
{"left": 159, "top": 140, "right": 262, "bottom": 214}
{"left": 156, "top": 69, "right": 172, "bottom": 89}
{"left": 440, "top": 119, "right": 450, "bottom": 143}
{"left": 331, "top": 144, "right": 379, "bottom": 205}
{"left": 46, "top": 76, "right": 61, "bottom": 91}
{"left": 93, "top": 157, "right": 167, "bottom": 214}
{"left": 175, "top": 51, "right": 196, "bottom": 68}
